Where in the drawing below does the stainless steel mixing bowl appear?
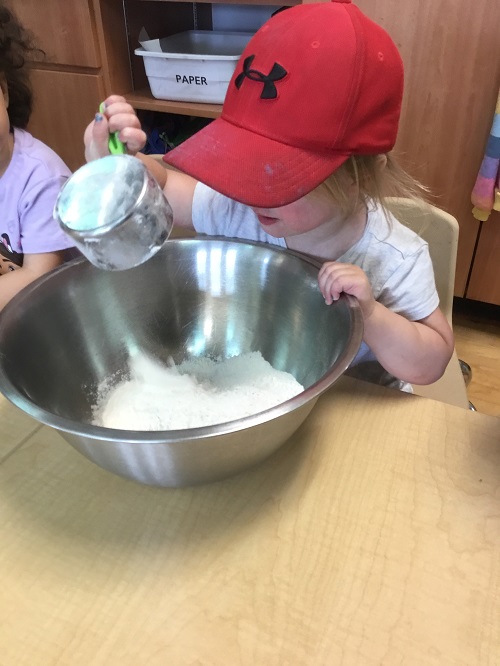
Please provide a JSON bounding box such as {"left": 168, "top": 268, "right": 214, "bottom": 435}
{"left": 0, "top": 238, "right": 363, "bottom": 487}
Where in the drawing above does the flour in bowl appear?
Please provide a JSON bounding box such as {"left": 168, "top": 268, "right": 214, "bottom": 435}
{"left": 92, "top": 351, "right": 304, "bottom": 431}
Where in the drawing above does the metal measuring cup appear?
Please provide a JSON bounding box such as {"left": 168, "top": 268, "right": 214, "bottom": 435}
{"left": 54, "top": 154, "right": 174, "bottom": 271}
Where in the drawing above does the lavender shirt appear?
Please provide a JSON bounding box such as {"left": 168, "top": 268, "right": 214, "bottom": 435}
{"left": 0, "top": 128, "right": 75, "bottom": 268}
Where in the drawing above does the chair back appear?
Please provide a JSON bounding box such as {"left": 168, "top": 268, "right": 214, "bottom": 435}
{"left": 385, "top": 198, "right": 469, "bottom": 408}
{"left": 385, "top": 198, "right": 459, "bottom": 325}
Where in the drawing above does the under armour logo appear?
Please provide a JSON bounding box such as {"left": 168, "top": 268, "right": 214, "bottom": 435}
{"left": 234, "top": 55, "right": 287, "bottom": 100}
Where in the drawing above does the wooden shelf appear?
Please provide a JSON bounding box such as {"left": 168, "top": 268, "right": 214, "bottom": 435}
{"left": 125, "top": 88, "right": 222, "bottom": 119}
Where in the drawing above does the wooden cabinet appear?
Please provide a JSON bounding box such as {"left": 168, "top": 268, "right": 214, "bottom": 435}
{"left": 8, "top": 0, "right": 132, "bottom": 171}
{"left": 352, "top": 0, "right": 500, "bottom": 306}
{"left": 13, "top": 0, "right": 500, "bottom": 305}
{"left": 11, "top": 1, "right": 101, "bottom": 67}
{"left": 26, "top": 69, "right": 106, "bottom": 169}
{"left": 466, "top": 209, "right": 500, "bottom": 304}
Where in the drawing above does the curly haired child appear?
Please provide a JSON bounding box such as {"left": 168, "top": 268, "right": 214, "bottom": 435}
{"left": 0, "top": 2, "right": 75, "bottom": 309}
{"left": 85, "top": 1, "right": 454, "bottom": 391}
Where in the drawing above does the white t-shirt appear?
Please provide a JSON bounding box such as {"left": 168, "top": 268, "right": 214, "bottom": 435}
{"left": 192, "top": 183, "right": 440, "bottom": 390}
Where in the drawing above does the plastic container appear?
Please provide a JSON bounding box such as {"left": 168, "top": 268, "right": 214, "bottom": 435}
{"left": 135, "top": 30, "right": 253, "bottom": 104}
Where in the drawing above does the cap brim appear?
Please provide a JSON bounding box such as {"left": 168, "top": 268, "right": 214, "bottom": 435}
{"left": 163, "top": 117, "right": 350, "bottom": 208}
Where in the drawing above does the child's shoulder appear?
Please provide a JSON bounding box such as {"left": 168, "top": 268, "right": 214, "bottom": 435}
{"left": 365, "top": 201, "right": 428, "bottom": 259}
{"left": 12, "top": 129, "right": 71, "bottom": 180}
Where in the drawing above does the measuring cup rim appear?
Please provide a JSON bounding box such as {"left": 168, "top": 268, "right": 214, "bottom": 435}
{"left": 54, "top": 155, "right": 152, "bottom": 237}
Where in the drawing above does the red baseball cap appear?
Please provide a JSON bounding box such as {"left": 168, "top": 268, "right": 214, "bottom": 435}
{"left": 163, "top": 0, "right": 404, "bottom": 208}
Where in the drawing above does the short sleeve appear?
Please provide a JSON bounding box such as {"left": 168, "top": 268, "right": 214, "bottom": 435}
{"left": 192, "top": 183, "right": 286, "bottom": 247}
{"left": 20, "top": 175, "right": 75, "bottom": 254}
{"left": 378, "top": 244, "right": 440, "bottom": 321}
{"left": 192, "top": 182, "right": 236, "bottom": 236}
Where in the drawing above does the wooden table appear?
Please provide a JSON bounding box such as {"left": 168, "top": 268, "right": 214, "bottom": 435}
{"left": 1, "top": 377, "right": 499, "bottom": 665}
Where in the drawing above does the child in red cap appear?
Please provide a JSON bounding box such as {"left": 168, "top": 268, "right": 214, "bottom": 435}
{"left": 85, "top": 1, "right": 453, "bottom": 390}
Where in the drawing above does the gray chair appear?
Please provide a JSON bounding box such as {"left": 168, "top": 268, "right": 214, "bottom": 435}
{"left": 386, "top": 198, "right": 471, "bottom": 409}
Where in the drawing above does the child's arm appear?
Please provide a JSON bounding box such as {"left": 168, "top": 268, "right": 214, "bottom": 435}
{"left": 0, "top": 251, "right": 67, "bottom": 310}
{"left": 84, "top": 96, "right": 198, "bottom": 230}
{"left": 318, "top": 261, "right": 454, "bottom": 385}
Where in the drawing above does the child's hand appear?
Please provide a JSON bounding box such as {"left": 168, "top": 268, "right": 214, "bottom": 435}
{"left": 318, "top": 261, "right": 376, "bottom": 318}
{"left": 84, "top": 95, "right": 147, "bottom": 162}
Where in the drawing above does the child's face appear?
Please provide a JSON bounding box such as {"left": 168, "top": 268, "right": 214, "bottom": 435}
{"left": 251, "top": 190, "right": 344, "bottom": 238}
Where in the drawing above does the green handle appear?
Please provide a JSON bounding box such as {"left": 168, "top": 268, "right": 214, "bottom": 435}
{"left": 99, "top": 102, "right": 126, "bottom": 155}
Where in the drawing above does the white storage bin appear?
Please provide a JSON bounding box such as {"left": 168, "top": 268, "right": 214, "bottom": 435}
{"left": 135, "top": 31, "right": 253, "bottom": 104}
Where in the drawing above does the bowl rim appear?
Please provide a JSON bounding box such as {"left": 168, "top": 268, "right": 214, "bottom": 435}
{"left": 0, "top": 238, "right": 364, "bottom": 443}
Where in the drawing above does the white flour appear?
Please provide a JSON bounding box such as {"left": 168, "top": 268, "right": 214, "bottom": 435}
{"left": 92, "top": 351, "right": 304, "bottom": 431}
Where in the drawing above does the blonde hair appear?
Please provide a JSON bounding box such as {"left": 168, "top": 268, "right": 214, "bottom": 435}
{"left": 312, "top": 153, "right": 429, "bottom": 220}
